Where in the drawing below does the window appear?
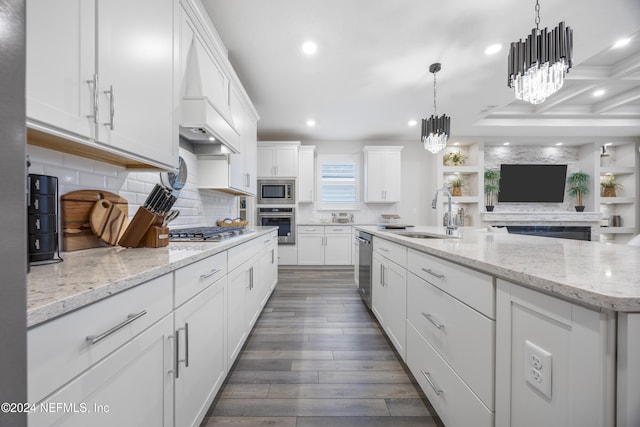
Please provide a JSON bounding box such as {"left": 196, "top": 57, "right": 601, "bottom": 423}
{"left": 317, "top": 154, "right": 358, "bottom": 210}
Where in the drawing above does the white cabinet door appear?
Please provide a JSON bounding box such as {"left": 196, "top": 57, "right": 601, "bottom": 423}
{"left": 29, "top": 315, "right": 174, "bottom": 427}
{"left": 298, "top": 148, "right": 315, "bottom": 203}
{"left": 96, "top": 0, "right": 177, "bottom": 168}
{"left": 382, "top": 258, "right": 407, "bottom": 359}
{"left": 371, "top": 252, "right": 386, "bottom": 326}
{"left": 243, "top": 117, "right": 258, "bottom": 195}
{"left": 297, "top": 233, "right": 325, "bottom": 265}
{"left": 174, "top": 277, "right": 227, "bottom": 427}
{"left": 324, "top": 234, "right": 352, "bottom": 265}
{"left": 26, "top": 0, "right": 95, "bottom": 139}
{"left": 227, "top": 264, "right": 249, "bottom": 364}
{"left": 228, "top": 88, "right": 247, "bottom": 192}
{"left": 257, "top": 145, "right": 299, "bottom": 177}
{"left": 364, "top": 147, "right": 402, "bottom": 203}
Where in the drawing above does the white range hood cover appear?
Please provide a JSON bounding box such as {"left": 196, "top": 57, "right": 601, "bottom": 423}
{"left": 179, "top": 36, "right": 240, "bottom": 153}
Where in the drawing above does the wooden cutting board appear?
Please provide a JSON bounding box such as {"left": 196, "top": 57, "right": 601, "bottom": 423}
{"left": 90, "top": 199, "right": 129, "bottom": 245}
{"left": 61, "top": 190, "right": 128, "bottom": 251}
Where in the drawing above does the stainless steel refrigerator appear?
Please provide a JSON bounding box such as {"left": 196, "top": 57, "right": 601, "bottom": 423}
{"left": 0, "top": 1, "right": 28, "bottom": 426}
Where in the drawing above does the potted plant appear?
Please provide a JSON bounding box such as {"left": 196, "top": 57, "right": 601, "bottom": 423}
{"left": 450, "top": 177, "right": 463, "bottom": 197}
{"left": 567, "top": 171, "right": 590, "bottom": 211}
{"left": 484, "top": 169, "right": 500, "bottom": 211}
{"left": 600, "top": 174, "right": 622, "bottom": 197}
{"left": 443, "top": 151, "right": 465, "bottom": 166}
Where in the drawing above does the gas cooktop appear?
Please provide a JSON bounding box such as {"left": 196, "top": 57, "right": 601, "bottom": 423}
{"left": 169, "top": 226, "right": 250, "bottom": 242}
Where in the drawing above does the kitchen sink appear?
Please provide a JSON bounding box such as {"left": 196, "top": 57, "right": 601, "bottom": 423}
{"left": 393, "top": 231, "right": 457, "bottom": 239}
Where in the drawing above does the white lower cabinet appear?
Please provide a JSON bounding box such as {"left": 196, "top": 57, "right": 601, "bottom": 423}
{"left": 174, "top": 277, "right": 227, "bottom": 427}
{"left": 297, "top": 225, "right": 352, "bottom": 265}
{"left": 29, "top": 315, "right": 174, "bottom": 427}
{"left": 495, "top": 279, "right": 615, "bottom": 427}
{"left": 407, "top": 323, "right": 493, "bottom": 427}
{"left": 372, "top": 240, "right": 407, "bottom": 360}
{"left": 227, "top": 263, "right": 249, "bottom": 364}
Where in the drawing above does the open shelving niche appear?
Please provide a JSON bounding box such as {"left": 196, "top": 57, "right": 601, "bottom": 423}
{"left": 435, "top": 143, "right": 485, "bottom": 227}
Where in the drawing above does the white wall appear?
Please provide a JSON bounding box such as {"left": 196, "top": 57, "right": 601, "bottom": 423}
{"left": 26, "top": 144, "right": 237, "bottom": 232}
{"left": 297, "top": 140, "right": 436, "bottom": 225}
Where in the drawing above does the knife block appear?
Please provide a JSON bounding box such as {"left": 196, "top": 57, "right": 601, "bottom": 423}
{"left": 117, "top": 207, "right": 157, "bottom": 247}
{"left": 141, "top": 225, "right": 170, "bottom": 248}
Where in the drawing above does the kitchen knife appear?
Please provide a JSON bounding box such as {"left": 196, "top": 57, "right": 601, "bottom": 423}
{"left": 143, "top": 184, "right": 162, "bottom": 209}
{"left": 146, "top": 186, "right": 164, "bottom": 212}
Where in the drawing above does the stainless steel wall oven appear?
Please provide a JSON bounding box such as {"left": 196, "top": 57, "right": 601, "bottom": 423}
{"left": 257, "top": 207, "right": 295, "bottom": 244}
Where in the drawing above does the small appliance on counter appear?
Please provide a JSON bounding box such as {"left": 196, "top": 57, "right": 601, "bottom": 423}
{"left": 28, "top": 174, "right": 62, "bottom": 265}
{"left": 332, "top": 212, "right": 354, "bottom": 223}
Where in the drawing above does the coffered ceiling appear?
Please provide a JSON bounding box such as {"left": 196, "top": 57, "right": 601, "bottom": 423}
{"left": 202, "top": 0, "right": 640, "bottom": 145}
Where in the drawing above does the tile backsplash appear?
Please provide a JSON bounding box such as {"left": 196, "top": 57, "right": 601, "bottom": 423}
{"left": 27, "top": 145, "right": 237, "bottom": 229}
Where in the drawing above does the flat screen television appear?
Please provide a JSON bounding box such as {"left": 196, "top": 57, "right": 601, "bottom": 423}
{"left": 498, "top": 164, "right": 567, "bottom": 203}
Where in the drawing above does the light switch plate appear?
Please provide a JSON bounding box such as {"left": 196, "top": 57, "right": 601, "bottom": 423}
{"left": 524, "top": 340, "right": 552, "bottom": 399}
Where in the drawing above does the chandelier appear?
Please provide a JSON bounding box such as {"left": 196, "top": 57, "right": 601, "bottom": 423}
{"left": 421, "top": 63, "right": 450, "bottom": 154}
{"left": 508, "top": 0, "right": 573, "bottom": 105}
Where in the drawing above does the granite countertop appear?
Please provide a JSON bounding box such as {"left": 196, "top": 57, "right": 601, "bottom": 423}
{"left": 27, "top": 227, "right": 276, "bottom": 328}
{"left": 356, "top": 225, "right": 640, "bottom": 312}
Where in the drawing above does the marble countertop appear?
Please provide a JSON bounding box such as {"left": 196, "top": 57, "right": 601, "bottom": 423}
{"left": 27, "top": 228, "right": 276, "bottom": 328}
{"left": 356, "top": 225, "right": 640, "bottom": 312}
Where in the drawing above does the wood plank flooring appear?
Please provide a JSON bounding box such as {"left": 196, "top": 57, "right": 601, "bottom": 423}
{"left": 200, "top": 268, "right": 443, "bottom": 427}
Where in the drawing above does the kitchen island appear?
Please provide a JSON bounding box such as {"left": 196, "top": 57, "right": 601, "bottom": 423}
{"left": 356, "top": 225, "right": 640, "bottom": 427}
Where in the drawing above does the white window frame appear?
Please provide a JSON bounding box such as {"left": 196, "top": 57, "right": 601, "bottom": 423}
{"left": 316, "top": 153, "right": 359, "bottom": 211}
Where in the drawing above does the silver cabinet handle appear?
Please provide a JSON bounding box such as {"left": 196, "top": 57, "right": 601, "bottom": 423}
{"left": 174, "top": 329, "right": 180, "bottom": 379}
{"left": 421, "top": 267, "right": 445, "bottom": 279}
{"left": 421, "top": 370, "right": 443, "bottom": 396}
{"left": 249, "top": 266, "right": 254, "bottom": 290}
{"left": 332, "top": 228, "right": 343, "bottom": 232}
{"left": 86, "top": 310, "right": 147, "bottom": 345}
{"left": 200, "top": 268, "right": 221, "bottom": 279}
{"left": 184, "top": 322, "right": 190, "bottom": 368}
{"left": 356, "top": 237, "right": 371, "bottom": 244}
{"left": 264, "top": 239, "right": 271, "bottom": 244}
{"left": 246, "top": 173, "right": 250, "bottom": 188}
{"left": 103, "top": 85, "right": 115, "bottom": 130}
{"left": 86, "top": 73, "right": 98, "bottom": 124}
{"left": 271, "top": 248, "right": 275, "bottom": 264}
{"left": 306, "top": 228, "right": 316, "bottom": 231}
{"left": 379, "top": 247, "right": 389, "bottom": 252}
{"left": 421, "top": 312, "right": 445, "bottom": 329}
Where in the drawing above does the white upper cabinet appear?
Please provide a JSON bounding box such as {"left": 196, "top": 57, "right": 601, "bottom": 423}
{"left": 26, "top": 0, "right": 95, "bottom": 140}
{"left": 363, "top": 146, "right": 403, "bottom": 203}
{"left": 96, "top": 0, "right": 177, "bottom": 168}
{"left": 26, "top": 0, "right": 178, "bottom": 169}
{"left": 257, "top": 142, "right": 300, "bottom": 178}
{"left": 298, "top": 146, "right": 316, "bottom": 203}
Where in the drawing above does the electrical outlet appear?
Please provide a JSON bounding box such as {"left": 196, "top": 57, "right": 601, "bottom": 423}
{"left": 524, "top": 340, "right": 552, "bottom": 399}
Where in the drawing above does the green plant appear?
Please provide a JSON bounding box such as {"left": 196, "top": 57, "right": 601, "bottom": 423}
{"left": 484, "top": 169, "right": 500, "bottom": 206}
{"left": 443, "top": 151, "right": 466, "bottom": 166}
{"left": 567, "top": 171, "right": 590, "bottom": 206}
{"left": 451, "top": 177, "right": 463, "bottom": 188}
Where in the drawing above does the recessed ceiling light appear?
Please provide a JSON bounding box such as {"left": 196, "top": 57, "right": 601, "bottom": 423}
{"left": 593, "top": 89, "right": 606, "bottom": 97}
{"left": 485, "top": 44, "right": 502, "bottom": 55}
{"left": 302, "top": 41, "right": 318, "bottom": 55}
{"left": 613, "top": 38, "right": 631, "bottom": 48}
{"left": 555, "top": 142, "right": 563, "bottom": 146}
{"left": 306, "top": 119, "right": 316, "bottom": 127}
{"left": 503, "top": 142, "right": 510, "bottom": 146}
{"left": 208, "top": 136, "right": 215, "bottom": 141}
{"left": 453, "top": 142, "right": 460, "bottom": 146}
{"left": 408, "top": 120, "right": 417, "bottom": 127}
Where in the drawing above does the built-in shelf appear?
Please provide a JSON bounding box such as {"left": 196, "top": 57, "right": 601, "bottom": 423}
{"left": 600, "top": 166, "right": 636, "bottom": 175}
{"left": 599, "top": 197, "right": 635, "bottom": 205}
{"left": 599, "top": 227, "right": 636, "bottom": 235}
{"left": 446, "top": 196, "right": 481, "bottom": 204}
{"left": 442, "top": 166, "right": 479, "bottom": 174}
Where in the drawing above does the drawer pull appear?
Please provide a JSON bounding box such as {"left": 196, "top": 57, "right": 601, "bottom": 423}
{"left": 184, "top": 322, "right": 190, "bottom": 368}
{"left": 421, "top": 312, "right": 445, "bottom": 329}
{"left": 86, "top": 310, "right": 147, "bottom": 345}
{"left": 200, "top": 268, "right": 221, "bottom": 279}
{"left": 379, "top": 247, "right": 390, "bottom": 252}
{"left": 421, "top": 267, "right": 445, "bottom": 279}
{"left": 264, "top": 239, "right": 271, "bottom": 244}
{"left": 421, "top": 370, "right": 443, "bottom": 396}
{"left": 174, "top": 329, "right": 180, "bottom": 379}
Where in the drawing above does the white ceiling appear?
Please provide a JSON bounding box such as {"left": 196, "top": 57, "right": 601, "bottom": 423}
{"left": 201, "top": 0, "right": 640, "bottom": 146}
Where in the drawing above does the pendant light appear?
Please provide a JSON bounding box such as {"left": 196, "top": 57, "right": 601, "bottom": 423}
{"left": 507, "top": 0, "right": 573, "bottom": 105}
{"left": 421, "top": 63, "right": 450, "bottom": 154}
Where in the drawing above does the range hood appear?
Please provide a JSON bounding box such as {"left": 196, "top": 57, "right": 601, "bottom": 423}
{"left": 179, "top": 35, "right": 240, "bottom": 154}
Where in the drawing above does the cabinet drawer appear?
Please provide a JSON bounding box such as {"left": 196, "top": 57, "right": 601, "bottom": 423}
{"left": 324, "top": 225, "right": 352, "bottom": 234}
{"left": 407, "top": 323, "right": 493, "bottom": 427}
{"left": 175, "top": 251, "right": 227, "bottom": 307}
{"left": 228, "top": 234, "right": 269, "bottom": 272}
{"left": 373, "top": 237, "right": 407, "bottom": 268}
{"left": 407, "top": 273, "right": 494, "bottom": 409}
{"left": 408, "top": 248, "right": 494, "bottom": 318}
{"left": 28, "top": 274, "right": 173, "bottom": 404}
{"left": 298, "top": 226, "right": 324, "bottom": 234}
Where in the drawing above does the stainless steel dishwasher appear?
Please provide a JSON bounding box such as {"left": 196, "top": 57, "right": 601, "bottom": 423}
{"left": 357, "top": 231, "right": 373, "bottom": 309}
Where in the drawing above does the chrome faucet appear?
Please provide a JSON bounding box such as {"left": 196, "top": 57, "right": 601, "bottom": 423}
{"left": 432, "top": 187, "right": 458, "bottom": 235}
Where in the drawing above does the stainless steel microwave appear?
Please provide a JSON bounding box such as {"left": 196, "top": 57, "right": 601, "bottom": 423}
{"left": 257, "top": 179, "right": 295, "bottom": 205}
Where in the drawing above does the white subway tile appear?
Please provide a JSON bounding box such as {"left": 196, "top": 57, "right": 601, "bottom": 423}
{"left": 27, "top": 145, "right": 63, "bottom": 165}
{"left": 62, "top": 153, "right": 95, "bottom": 173}
{"left": 94, "top": 161, "right": 125, "bottom": 177}
{"left": 106, "top": 176, "right": 127, "bottom": 192}
{"left": 44, "top": 166, "right": 79, "bottom": 186}
{"left": 78, "top": 171, "right": 106, "bottom": 188}
{"left": 127, "top": 179, "right": 146, "bottom": 193}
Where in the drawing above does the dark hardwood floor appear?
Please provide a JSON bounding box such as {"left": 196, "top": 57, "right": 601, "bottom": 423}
{"left": 200, "top": 268, "right": 441, "bottom": 427}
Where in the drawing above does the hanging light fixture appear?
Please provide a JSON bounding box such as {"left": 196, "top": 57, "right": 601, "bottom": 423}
{"left": 507, "top": 0, "right": 573, "bottom": 105}
{"left": 421, "top": 63, "right": 450, "bottom": 154}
